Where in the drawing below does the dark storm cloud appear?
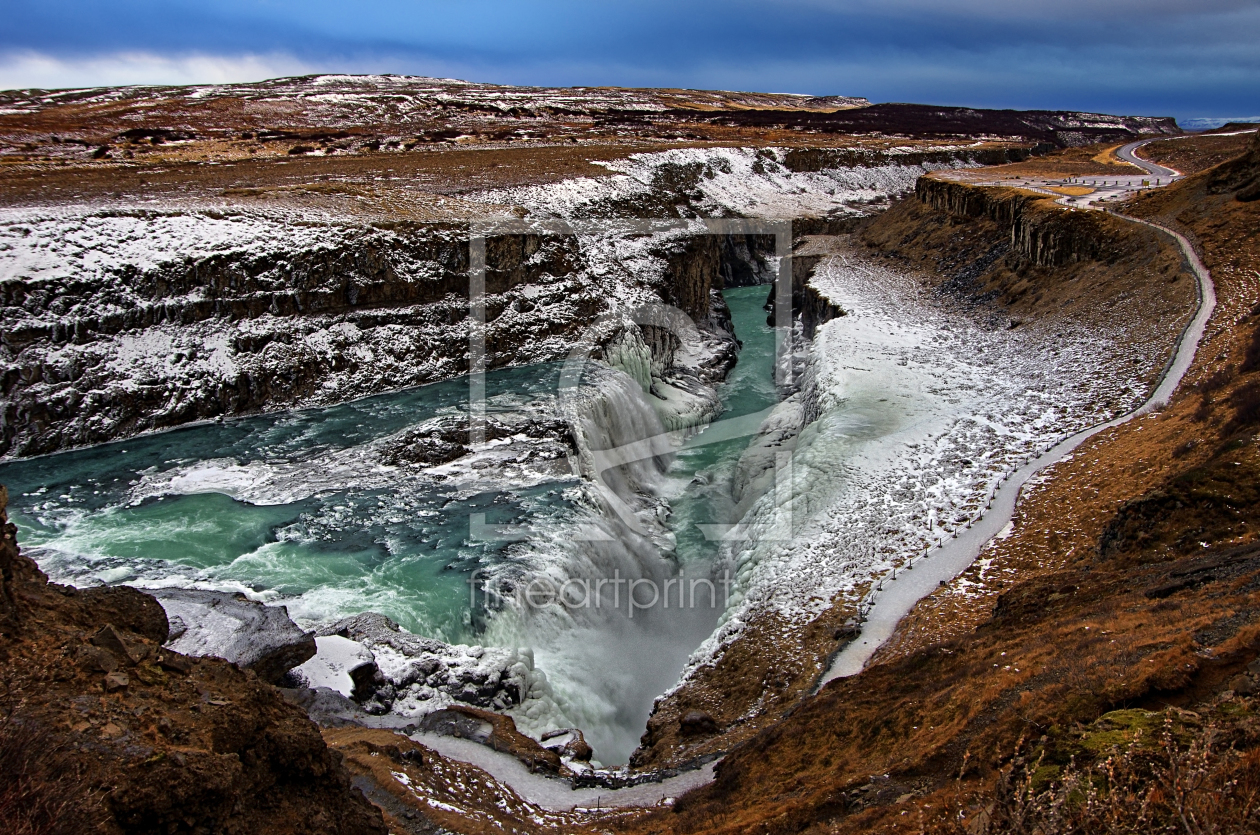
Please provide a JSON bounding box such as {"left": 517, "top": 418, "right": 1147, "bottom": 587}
{"left": 1, "top": 0, "right": 1256, "bottom": 119}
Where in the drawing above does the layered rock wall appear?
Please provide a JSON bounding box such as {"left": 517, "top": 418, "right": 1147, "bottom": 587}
{"left": 1, "top": 216, "right": 756, "bottom": 457}
{"left": 781, "top": 143, "right": 1053, "bottom": 175}
{"left": 915, "top": 176, "right": 1135, "bottom": 268}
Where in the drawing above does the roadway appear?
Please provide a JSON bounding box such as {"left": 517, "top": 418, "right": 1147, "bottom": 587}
{"left": 938, "top": 138, "right": 1182, "bottom": 210}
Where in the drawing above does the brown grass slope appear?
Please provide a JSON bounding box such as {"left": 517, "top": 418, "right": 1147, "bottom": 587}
{"left": 0, "top": 486, "right": 387, "bottom": 835}
{"left": 616, "top": 134, "right": 1260, "bottom": 835}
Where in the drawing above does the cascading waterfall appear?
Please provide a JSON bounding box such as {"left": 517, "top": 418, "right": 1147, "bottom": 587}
{"left": 481, "top": 286, "right": 782, "bottom": 763}
{"left": 0, "top": 287, "right": 777, "bottom": 768}
{"left": 481, "top": 360, "right": 720, "bottom": 761}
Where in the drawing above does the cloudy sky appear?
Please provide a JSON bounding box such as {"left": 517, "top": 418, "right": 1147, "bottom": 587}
{"left": 1, "top": 0, "right": 1257, "bottom": 120}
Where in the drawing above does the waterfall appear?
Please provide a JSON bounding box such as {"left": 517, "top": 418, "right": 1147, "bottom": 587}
{"left": 601, "top": 327, "right": 655, "bottom": 396}
{"left": 480, "top": 360, "right": 716, "bottom": 762}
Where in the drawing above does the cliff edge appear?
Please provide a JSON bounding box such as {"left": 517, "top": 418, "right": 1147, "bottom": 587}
{"left": 0, "top": 485, "right": 387, "bottom": 835}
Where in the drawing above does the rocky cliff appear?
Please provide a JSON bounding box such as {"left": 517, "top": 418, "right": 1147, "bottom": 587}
{"left": 780, "top": 144, "right": 1053, "bottom": 174}
{"left": 0, "top": 214, "right": 598, "bottom": 456}
{"left": 854, "top": 173, "right": 1189, "bottom": 336}
{"left": 689, "top": 103, "right": 1180, "bottom": 147}
{"left": 0, "top": 484, "right": 388, "bottom": 834}
{"left": 0, "top": 207, "right": 764, "bottom": 458}
{"left": 763, "top": 253, "right": 843, "bottom": 338}
{"left": 616, "top": 132, "right": 1260, "bottom": 835}
{"left": 914, "top": 175, "right": 1134, "bottom": 267}
{"left": 628, "top": 150, "right": 1196, "bottom": 776}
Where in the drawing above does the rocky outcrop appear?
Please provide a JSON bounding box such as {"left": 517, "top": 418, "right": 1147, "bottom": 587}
{"left": 915, "top": 175, "right": 1138, "bottom": 267}
{"left": 655, "top": 231, "right": 778, "bottom": 314}
{"left": 303, "top": 612, "right": 545, "bottom": 717}
{"left": 655, "top": 235, "right": 723, "bottom": 319}
{"left": 540, "top": 727, "right": 594, "bottom": 762}
{"left": 418, "top": 705, "right": 565, "bottom": 775}
{"left": 151, "top": 588, "right": 317, "bottom": 684}
{"left": 0, "top": 485, "right": 388, "bottom": 835}
{"left": 781, "top": 144, "right": 1053, "bottom": 174}
{"left": 694, "top": 103, "right": 1179, "bottom": 147}
{"left": 678, "top": 709, "right": 719, "bottom": 736}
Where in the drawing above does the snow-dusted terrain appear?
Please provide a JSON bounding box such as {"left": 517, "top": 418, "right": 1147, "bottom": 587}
{"left": 2, "top": 135, "right": 1173, "bottom": 769}
{"left": 0, "top": 145, "right": 974, "bottom": 458}
{"left": 469, "top": 145, "right": 976, "bottom": 220}
{"left": 670, "top": 245, "right": 1174, "bottom": 688}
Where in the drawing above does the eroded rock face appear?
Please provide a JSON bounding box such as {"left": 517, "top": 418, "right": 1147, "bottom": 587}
{"left": 151, "top": 588, "right": 317, "bottom": 684}
{"left": 0, "top": 217, "right": 598, "bottom": 458}
{"left": 69, "top": 584, "right": 170, "bottom": 643}
{"left": 0, "top": 486, "right": 387, "bottom": 835}
{"left": 914, "top": 176, "right": 1137, "bottom": 268}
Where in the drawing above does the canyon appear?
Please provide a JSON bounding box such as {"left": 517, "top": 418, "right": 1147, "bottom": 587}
{"left": 2, "top": 74, "right": 1257, "bottom": 835}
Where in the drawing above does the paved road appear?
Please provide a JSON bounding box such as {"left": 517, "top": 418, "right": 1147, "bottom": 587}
{"left": 941, "top": 138, "right": 1182, "bottom": 209}
{"left": 1114, "top": 139, "right": 1181, "bottom": 179}
{"left": 1052, "top": 139, "right": 1181, "bottom": 207}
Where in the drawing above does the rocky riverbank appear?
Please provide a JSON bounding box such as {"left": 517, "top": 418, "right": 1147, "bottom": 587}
{"left": 0, "top": 485, "right": 389, "bottom": 834}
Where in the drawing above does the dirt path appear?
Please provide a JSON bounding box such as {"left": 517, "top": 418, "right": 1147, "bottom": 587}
{"left": 412, "top": 732, "right": 716, "bottom": 810}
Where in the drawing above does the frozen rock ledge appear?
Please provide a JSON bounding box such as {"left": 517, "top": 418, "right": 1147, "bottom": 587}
{"left": 299, "top": 612, "right": 550, "bottom": 719}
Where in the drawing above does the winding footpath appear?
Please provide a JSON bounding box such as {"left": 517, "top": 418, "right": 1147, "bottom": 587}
{"left": 819, "top": 140, "right": 1213, "bottom": 684}
{"left": 411, "top": 732, "right": 716, "bottom": 811}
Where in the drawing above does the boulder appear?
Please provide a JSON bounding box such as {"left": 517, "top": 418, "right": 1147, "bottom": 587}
{"left": 1229, "top": 674, "right": 1257, "bottom": 696}
{"left": 420, "top": 705, "right": 565, "bottom": 775}
{"left": 679, "top": 709, "right": 719, "bottom": 736}
{"left": 418, "top": 708, "right": 495, "bottom": 744}
{"left": 541, "top": 727, "right": 594, "bottom": 762}
{"left": 317, "top": 612, "right": 539, "bottom": 713}
{"left": 292, "top": 635, "right": 379, "bottom": 700}
{"left": 150, "top": 589, "right": 316, "bottom": 684}
{"left": 70, "top": 585, "right": 169, "bottom": 643}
